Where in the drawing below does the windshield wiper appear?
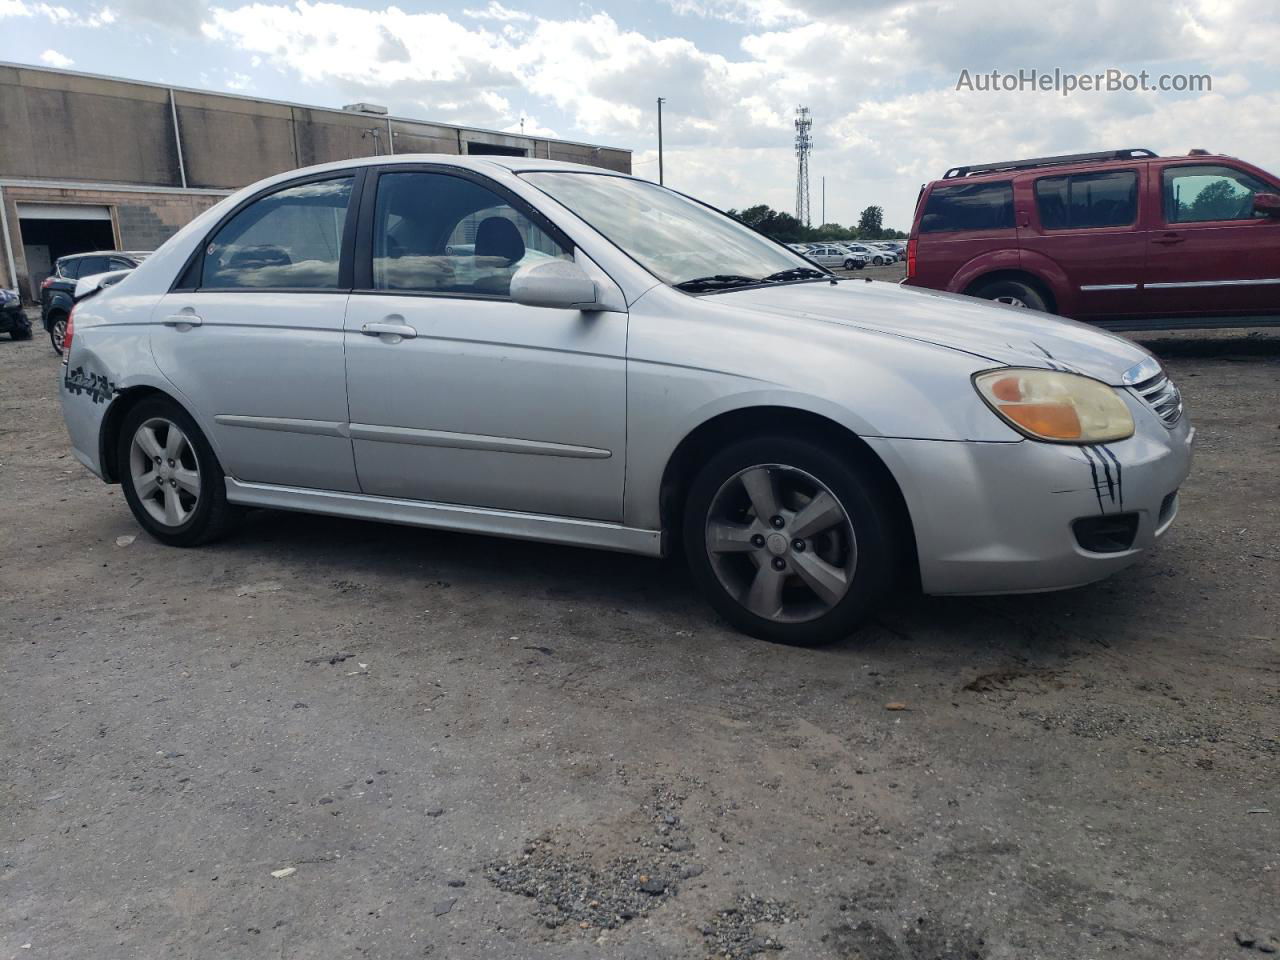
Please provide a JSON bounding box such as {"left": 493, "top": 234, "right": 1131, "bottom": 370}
{"left": 761, "top": 267, "right": 831, "bottom": 283}
{"left": 674, "top": 274, "right": 763, "bottom": 292}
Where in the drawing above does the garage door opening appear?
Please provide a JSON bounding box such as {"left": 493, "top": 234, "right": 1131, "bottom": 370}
{"left": 17, "top": 203, "right": 115, "bottom": 299}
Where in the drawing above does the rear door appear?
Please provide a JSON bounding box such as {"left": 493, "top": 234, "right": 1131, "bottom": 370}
{"left": 151, "top": 172, "right": 361, "bottom": 492}
{"left": 1020, "top": 167, "right": 1147, "bottom": 318}
{"left": 1143, "top": 162, "right": 1280, "bottom": 318}
{"left": 910, "top": 179, "right": 1016, "bottom": 292}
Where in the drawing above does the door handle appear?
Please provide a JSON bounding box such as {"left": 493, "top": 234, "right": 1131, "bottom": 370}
{"left": 361, "top": 321, "right": 417, "bottom": 340}
{"left": 1153, "top": 233, "right": 1185, "bottom": 245}
{"left": 162, "top": 313, "right": 203, "bottom": 327}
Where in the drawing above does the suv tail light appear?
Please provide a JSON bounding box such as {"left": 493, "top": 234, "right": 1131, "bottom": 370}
{"left": 41, "top": 275, "right": 56, "bottom": 290}
{"left": 61, "top": 308, "right": 75, "bottom": 361}
{"left": 906, "top": 237, "right": 917, "bottom": 279}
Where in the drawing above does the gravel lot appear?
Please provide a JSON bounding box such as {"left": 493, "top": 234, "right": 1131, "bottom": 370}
{"left": 2, "top": 297, "right": 1276, "bottom": 960}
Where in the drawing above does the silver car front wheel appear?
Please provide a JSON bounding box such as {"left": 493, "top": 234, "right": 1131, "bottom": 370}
{"left": 683, "top": 435, "right": 898, "bottom": 645}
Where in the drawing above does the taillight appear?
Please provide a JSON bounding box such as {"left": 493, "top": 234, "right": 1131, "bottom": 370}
{"left": 41, "top": 275, "right": 55, "bottom": 289}
{"left": 906, "top": 237, "right": 917, "bottom": 279}
{"left": 61, "top": 308, "right": 75, "bottom": 361}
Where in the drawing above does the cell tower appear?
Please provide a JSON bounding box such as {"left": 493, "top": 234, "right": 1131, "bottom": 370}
{"left": 794, "top": 106, "right": 813, "bottom": 226}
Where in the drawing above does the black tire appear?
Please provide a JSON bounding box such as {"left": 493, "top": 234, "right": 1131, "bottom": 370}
{"left": 10, "top": 320, "right": 32, "bottom": 341}
{"left": 48, "top": 312, "right": 67, "bottom": 355}
{"left": 117, "top": 396, "right": 240, "bottom": 547}
{"left": 843, "top": 259, "right": 857, "bottom": 270}
{"left": 971, "top": 279, "right": 1050, "bottom": 313}
{"left": 682, "top": 435, "right": 899, "bottom": 646}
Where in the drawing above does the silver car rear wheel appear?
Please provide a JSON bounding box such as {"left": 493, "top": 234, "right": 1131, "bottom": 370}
{"left": 128, "top": 417, "right": 202, "bottom": 528}
{"left": 704, "top": 464, "right": 858, "bottom": 624}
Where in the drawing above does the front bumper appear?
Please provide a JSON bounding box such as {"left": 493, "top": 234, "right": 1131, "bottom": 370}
{"left": 866, "top": 400, "right": 1194, "bottom": 595}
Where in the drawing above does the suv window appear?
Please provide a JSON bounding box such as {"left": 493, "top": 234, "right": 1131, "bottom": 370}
{"left": 57, "top": 258, "right": 83, "bottom": 280}
{"left": 919, "top": 181, "right": 1014, "bottom": 233}
{"left": 371, "top": 171, "right": 571, "bottom": 296}
{"left": 201, "top": 176, "right": 354, "bottom": 289}
{"left": 1035, "top": 170, "right": 1138, "bottom": 230}
{"left": 1164, "top": 164, "right": 1271, "bottom": 223}
{"left": 108, "top": 257, "right": 135, "bottom": 271}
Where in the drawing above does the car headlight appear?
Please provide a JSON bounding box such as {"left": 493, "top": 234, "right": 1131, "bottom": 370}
{"left": 973, "top": 368, "right": 1135, "bottom": 444}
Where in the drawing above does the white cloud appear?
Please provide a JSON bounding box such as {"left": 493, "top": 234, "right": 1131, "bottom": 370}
{"left": 39, "top": 48, "right": 74, "bottom": 67}
{"left": 189, "top": 0, "right": 1277, "bottom": 228}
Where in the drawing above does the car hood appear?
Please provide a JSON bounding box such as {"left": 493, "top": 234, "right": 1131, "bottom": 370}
{"left": 721, "top": 279, "right": 1151, "bottom": 384}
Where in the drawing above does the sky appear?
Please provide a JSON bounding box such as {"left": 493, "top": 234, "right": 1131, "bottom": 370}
{"left": 1, "top": 0, "right": 1277, "bottom": 230}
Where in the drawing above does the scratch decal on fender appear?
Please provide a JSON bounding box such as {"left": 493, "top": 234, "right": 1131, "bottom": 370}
{"left": 63, "top": 366, "right": 115, "bottom": 405}
{"left": 1096, "top": 445, "right": 1124, "bottom": 509}
{"left": 1079, "top": 446, "right": 1107, "bottom": 513}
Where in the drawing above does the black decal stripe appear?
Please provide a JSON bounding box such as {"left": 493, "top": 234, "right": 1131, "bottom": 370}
{"left": 1097, "top": 445, "right": 1124, "bottom": 509}
{"left": 1080, "top": 447, "right": 1106, "bottom": 514}
{"left": 1091, "top": 444, "right": 1116, "bottom": 504}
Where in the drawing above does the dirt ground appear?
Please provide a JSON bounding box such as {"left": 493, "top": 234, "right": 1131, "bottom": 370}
{"left": 1, "top": 303, "right": 1276, "bottom": 960}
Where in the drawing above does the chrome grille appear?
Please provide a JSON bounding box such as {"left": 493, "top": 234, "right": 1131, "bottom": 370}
{"left": 1130, "top": 371, "right": 1183, "bottom": 426}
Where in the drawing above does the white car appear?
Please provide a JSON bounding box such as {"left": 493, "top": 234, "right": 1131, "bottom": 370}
{"left": 840, "top": 242, "right": 892, "bottom": 266}
{"left": 59, "top": 154, "right": 1192, "bottom": 645}
{"left": 805, "top": 244, "right": 866, "bottom": 270}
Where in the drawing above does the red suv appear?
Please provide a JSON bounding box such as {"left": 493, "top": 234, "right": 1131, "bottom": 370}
{"left": 903, "top": 148, "right": 1280, "bottom": 330}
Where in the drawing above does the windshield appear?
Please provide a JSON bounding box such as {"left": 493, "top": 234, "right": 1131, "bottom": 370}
{"left": 521, "top": 172, "right": 817, "bottom": 289}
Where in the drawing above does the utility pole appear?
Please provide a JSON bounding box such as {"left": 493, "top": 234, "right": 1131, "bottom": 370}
{"left": 656, "top": 97, "right": 666, "bottom": 185}
{"left": 821, "top": 176, "right": 826, "bottom": 227}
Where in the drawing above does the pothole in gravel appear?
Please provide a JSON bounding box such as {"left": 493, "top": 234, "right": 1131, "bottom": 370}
{"left": 698, "top": 895, "right": 802, "bottom": 958}
{"left": 484, "top": 834, "right": 680, "bottom": 932}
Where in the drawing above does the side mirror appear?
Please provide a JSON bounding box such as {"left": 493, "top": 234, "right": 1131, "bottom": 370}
{"left": 510, "top": 259, "right": 606, "bottom": 311}
{"left": 1253, "top": 192, "right": 1280, "bottom": 217}
{"left": 74, "top": 269, "right": 132, "bottom": 301}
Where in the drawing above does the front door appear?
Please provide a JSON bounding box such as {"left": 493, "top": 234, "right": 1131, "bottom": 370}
{"left": 151, "top": 174, "right": 360, "bottom": 492}
{"left": 343, "top": 168, "right": 628, "bottom": 522}
{"left": 1144, "top": 162, "right": 1280, "bottom": 318}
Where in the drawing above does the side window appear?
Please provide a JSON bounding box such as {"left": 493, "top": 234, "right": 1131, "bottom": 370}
{"left": 108, "top": 257, "right": 134, "bottom": 271}
{"left": 59, "top": 259, "right": 82, "bottom": 280}
{"left": 371, "top": 171, "right": 571, "bottom": 297}
{"left": 1164, "top": 165, "right": 1271, "bottom": 224}
{"left": 1035, "top": 171, "right": 1138, "bottom": 230}
{"left": 76, "top": 256, "right": 110, "bottom": 276}
{"left": 201, "top": 176, "right": 353, "bottom": 289}
{"left": 919, "top": 181, "right": 1014, "bottom": 233}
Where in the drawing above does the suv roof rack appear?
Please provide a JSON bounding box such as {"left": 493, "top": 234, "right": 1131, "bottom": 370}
{"left": 942, "top": 148, "right": 1157, "bottom": 179}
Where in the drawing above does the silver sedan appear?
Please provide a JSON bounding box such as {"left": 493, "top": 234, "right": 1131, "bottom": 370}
{"left": 59, "top": 155, "right": 1193, "bottom": 644}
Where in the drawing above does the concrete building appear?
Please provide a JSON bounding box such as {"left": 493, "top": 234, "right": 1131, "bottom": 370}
{"left": 0, "top": 63, "right": 631, "bottom": 301}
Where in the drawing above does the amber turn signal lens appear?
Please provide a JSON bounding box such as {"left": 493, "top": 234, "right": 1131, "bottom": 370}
{"left": 973, "top": 368, "right": 1134, "bottom": 444}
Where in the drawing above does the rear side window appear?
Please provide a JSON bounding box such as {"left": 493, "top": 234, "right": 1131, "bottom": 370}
{"left": 58, "top": 259, "right": 82, "bottom": 280}
{"left": 201, "top": 176, "right": 354, "bottom": 289}
{"left": 1163, "top": 164, "right": 1271, "bottom": 223}
{"left": 75, "top": 256, "right": 111, "bottom": 277}
{"left": 1035, "top": 171, "right": 1138, "bottom": 230}
{"left": 919, "top": 181, "right": 1014, "bottom": 233}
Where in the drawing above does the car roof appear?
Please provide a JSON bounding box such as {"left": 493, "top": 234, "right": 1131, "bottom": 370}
{"left": 59, "top": 250, "right": 141, "bottom": 260}
{"left": 930, "top": 151, "right": 1238, "bottom": 186}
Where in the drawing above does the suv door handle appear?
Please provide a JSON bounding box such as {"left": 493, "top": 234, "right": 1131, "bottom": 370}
{"left": 162, "top": 313, "right": 203, "bottom": 327}
{"left": 361, "top": 321, "right": 417, "bottom": 340}
{"left": 1153, "top": 233, "right": 1185, "bottom": 245}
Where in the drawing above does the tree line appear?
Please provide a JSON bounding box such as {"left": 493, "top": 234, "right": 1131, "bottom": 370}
{"left": 724, "top": 204, "right": 907, "bottom": 243}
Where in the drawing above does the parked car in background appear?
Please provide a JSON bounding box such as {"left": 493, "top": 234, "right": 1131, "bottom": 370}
{"left": 903, "top": 148, "right": 1280, "bottom": 329}
{"left": 872, "top": 242, "right": 905, "bottom": 261}
{"left": 41, "top": 250, "right": 149, "bottom": 354}
{"left": 1, "top": 287, "right": 31, "bottom": 341}
{"left": 841, "top": 242, "right": 892, "bottom": 266}
{"left": 60, "top": 154, "right": 1192, "bottom": 645}
{"left": 807, "top": 244, "right": 865, "bottom": 270}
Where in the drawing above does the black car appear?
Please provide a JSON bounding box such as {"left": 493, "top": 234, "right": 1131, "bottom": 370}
{"left": 40, "top": 250, "right": 149, "bottom": 354}
{"left": 1, "top": 286, "right": 32, "bottom": 341}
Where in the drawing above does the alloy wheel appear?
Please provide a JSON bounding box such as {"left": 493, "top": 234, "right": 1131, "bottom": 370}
{"left": 992, "top": 295, "right": 1029, "bottom": 308}
{"left": 50, "top": 317, "right": 67, "bottom": 351}
{"left": 704, "top": 464, "right": 858, "bottom": 624}
{"left": 129, "top": 417, "right": 201, "bottom": 527}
